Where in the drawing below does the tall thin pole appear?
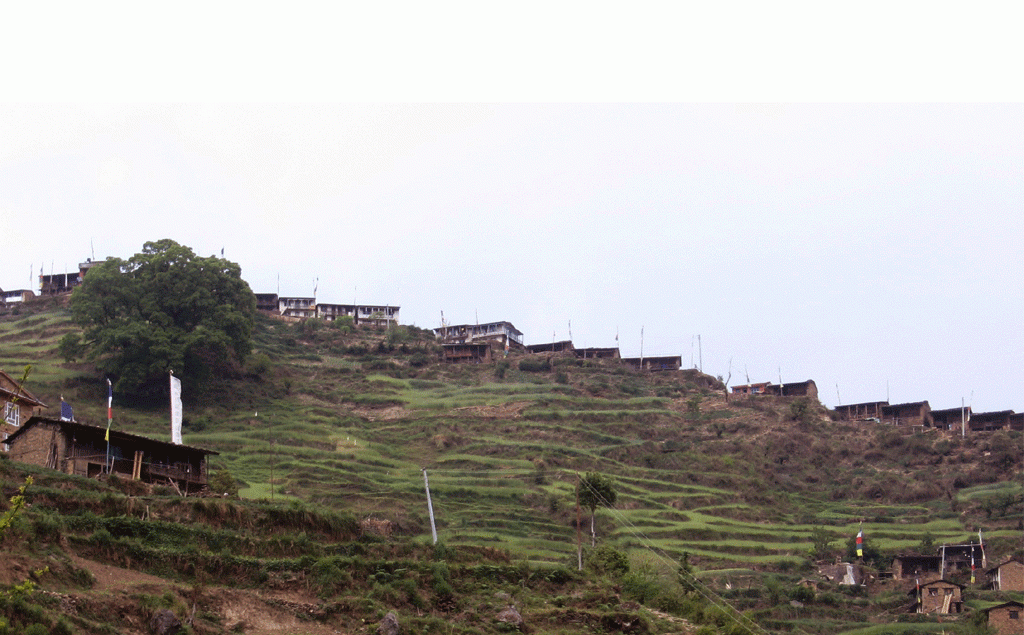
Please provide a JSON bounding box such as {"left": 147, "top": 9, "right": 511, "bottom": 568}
{"left": 961, "top": 397, "right": 966, "bottom": 439}
{"left": 423, "top": 469, "right": 438, "bottom": 544}
{"left": 697, "top": 334, "right": 702, "bottom": 373}
{"left": 576, "top": 473, "right": 583, "bottom": 571}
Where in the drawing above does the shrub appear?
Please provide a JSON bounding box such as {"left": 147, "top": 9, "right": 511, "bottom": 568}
{"left": 519, "top": 358, "right": 550, "bottom": 373}
{"left": 587, "top": 545, "right": 630, "bottom": 577}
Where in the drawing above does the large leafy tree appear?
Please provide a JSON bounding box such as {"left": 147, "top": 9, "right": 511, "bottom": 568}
{"left": 70, "top": 239, "right": 256, "bottom": 398}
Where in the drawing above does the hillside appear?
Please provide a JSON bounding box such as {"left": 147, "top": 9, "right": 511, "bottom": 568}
{"left": 0, "top": 298, "right": 1021, "bottom": 635}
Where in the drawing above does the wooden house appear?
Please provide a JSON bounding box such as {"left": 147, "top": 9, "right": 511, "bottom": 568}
{"left": 910, "top": 579, "right": 964, "bottom": 614}
{"left": 621, "top": 356, "right": 682, "bottom": 372}
{"left": 834, "top": 401, "right": 888, "bottom": 421}
{"left": 969, "top": 410, "right": 1015, "bottom": 432}
{"left": 255, "top": 293, "right": 279, "bottom": 312}
{"left": 38, "top": 259, "right": 105, "bottom": 296}
{"left": 6, "top": 416, "right": 218, "bottom": 494}
{"left": 1010, "top": 413, "right": 1024, "bottom": 431}
{"left": 731, "top": 382, "right": 771, "bottom": 396}
{"left": 881, "top": 401, "right": 933, "bottom": 427}
{"left": 442, "top": 343, "right": 492, "bottom": 364}
{"left": 931, "top": 407, "right": 971, "bottom": 431}
{"left": 0, "top": 369, "right": 48, "bottom": 451}
{"left": 574, "top": 347, "right": 620, "bottom": 359}
{"left": 526, "top": 341, "right": 574, "bottom": 354}
{"left": 434, "top": 322, "right": 524, "bottom": 349}
{"left": 983, "top": 601, "right": 1024, "bottom": 635}
{"left": 1, "top": 289, "right": 36, "bottom": 304}
{"left": 987, "top": 559, "right": 1024, "bottom": 592}
{"left": 277, "top": 296, "right": 316, "bottom": 320}
{"left": 892, "top": 555, "right": 942, "bottom": 581}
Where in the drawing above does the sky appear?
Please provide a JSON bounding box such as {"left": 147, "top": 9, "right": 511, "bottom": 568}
{"left": 1, "top": 4, "right": 1021, "bottom": 412}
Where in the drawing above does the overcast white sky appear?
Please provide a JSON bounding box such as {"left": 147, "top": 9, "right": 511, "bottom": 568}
{"left": 1, "top": 4, "right": 1021, "bottom": 412}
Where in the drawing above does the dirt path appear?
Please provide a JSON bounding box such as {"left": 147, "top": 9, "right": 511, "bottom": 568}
{"left": 67, "top": 554, "right": 350, "bottom": 634}
{"left": 68, "top": 553, "right": 169, "bottom": 591}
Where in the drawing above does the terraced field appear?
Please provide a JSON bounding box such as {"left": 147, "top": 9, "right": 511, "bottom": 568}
{"left": 3, "top": 301, "right": 1022, "bottom": 634}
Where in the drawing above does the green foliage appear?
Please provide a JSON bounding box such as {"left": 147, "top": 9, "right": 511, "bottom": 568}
{"left": 518, "top": 358, "right": 551, "bottom": 373}
{"left": 69, "top": 239, "right": 256, "bottom": 397}
{"left": 246, "top": 352, "right": 272, "bottom": 378}
{"left": 57, "top": 332, "right": 84, "bottom": 362}
{"left": 622, "top": 555, "right": 661, "bottom": 604}
{"left": 578, "top": 472, "right": 617, "bottom": 512}
{"left": 686, "top": 395, "right": 702, "bottom": 419}
{"left": 208, "top": 470, "right": 240, "bottom": 497}
{"left": 809, "top": 525, "right": 837, "bottom": 560}
{"left": 586, "top": 545, "right": 630, "bottom": 577}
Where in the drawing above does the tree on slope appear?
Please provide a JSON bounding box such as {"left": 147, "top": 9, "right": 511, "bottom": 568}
{"left": 579, "top": 472, "right": 617, "bottom": 547}
{"left": 69, "top": 239, "right": 256, "bottom": 398}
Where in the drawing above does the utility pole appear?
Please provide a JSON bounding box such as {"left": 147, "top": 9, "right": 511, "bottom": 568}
{"left": 576, "top": 473, "right": 583, "bottom": 571}
{"left": 697, "top": 334, "right": 702, "bottom": 373}
{"left": 423, "top": 469, "right": 438, "bottom": 544}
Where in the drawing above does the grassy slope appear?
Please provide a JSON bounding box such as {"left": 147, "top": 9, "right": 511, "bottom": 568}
{"left": 1, "top": 299, "right": 1022, "bottom": 634}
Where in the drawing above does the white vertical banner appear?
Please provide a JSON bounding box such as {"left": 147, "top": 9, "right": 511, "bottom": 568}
{"left": 170, "top": 373, "right": 183, "bottom": 445}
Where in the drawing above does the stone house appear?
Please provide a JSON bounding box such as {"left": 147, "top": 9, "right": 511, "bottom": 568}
{"left": 987, "top": 559, "right": 1024, "bottom": 592}
{"left": 881, "top": 401, "right": 933, "bottom": 427}
{"left": 931, "top": 407, "right": 971, "bottom": 431}
{"left": 910, "top": 579, "right": 964, "bottom": 615}
{"left": 984, "top": 601, "right": 1024, "bottom": 635}
{"left": 6, "top": 416, "right": 217, "bottom": 493}
{"left": 969, "top": 410, "right": 1015, "bottom": 432}
{"left": 0, "top": 369, "right": 48, "bottom": 451}
{"left": 768, "top": 380, "right": 818, "bottom": 399}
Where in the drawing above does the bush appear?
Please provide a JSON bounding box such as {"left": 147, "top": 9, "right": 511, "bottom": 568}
{"left": 587, "top": 545, "right": 630, "bottom": 577}
{"left": 246, "top": 353, "right": 272, "bottom": 377}
{"left": 519, "top": 358, "right": 550, "bottom": 373}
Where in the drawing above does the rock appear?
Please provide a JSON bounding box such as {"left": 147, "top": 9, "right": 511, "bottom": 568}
{"left": 495, "top": 591, "right": 513, "bottom": 602}
{"left": 377, "top": 611, "right": 400, "bottom": 635}
{"left": 496, "top": 605, "right": 523, "bottom": 627}
{"left": 149, "top": 609, "right": 181, "bottom": 635}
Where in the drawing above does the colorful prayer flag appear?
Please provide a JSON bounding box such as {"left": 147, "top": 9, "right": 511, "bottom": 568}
{"left": 105, "top": 379, "right": 112, "bottom": 441}
{"left": 856, "top": 525, "right": 864, "bottom": 558}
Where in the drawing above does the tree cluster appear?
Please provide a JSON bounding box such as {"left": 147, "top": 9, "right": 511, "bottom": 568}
{"left": 66, "top": 239, "right": 256, "bottom": 398}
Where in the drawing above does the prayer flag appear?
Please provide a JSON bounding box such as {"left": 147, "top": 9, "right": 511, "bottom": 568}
{"left": 979, "top": 529, "right": 986, "bottom": 568}
{"left": 170, "top": 373, "right": 183, "bottom": 445}
{"left": 60, "top": 397, "right": 73, "bottom": 422}
{"left": 856, "top": 525, "right": 864, "bottom": 558}
{"left": 105, "top": 379, "right": 112, "bottom": 441}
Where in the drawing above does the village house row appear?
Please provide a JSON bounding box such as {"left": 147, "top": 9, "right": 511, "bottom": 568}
{"left": 731, "top": 379, "right": 1024, "bottom": 434}
{"left": 4, "top": 260, "right": 1022, "bottom": 433}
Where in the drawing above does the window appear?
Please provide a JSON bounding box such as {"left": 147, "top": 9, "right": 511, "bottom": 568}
{"left": 929, "top": 588, "right": 938, "bottom": 596}
{"left": 4, "top": 402, "right": 19, "bottom": 427}
{"left": 1009, "top": 610, "right": 1019, "bottom": 620}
